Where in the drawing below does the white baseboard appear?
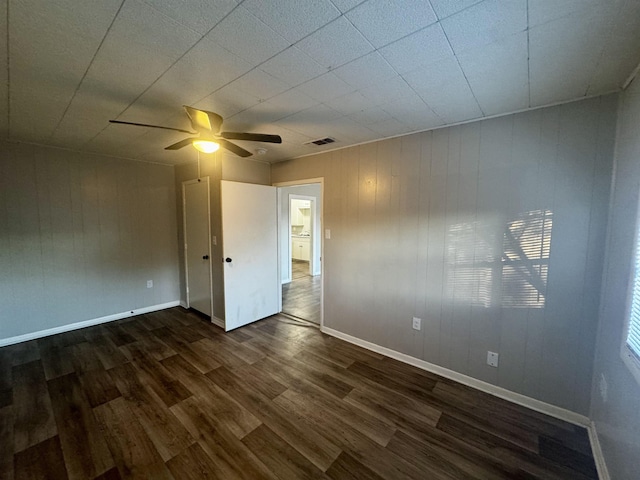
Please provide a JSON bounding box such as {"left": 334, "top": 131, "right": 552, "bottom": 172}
{"left": 178, "top": 302, "right": 223, "bottom": 329}
{"left": 588, "top": 421, "right": 611, "bottom": 480}
{"left": 212, "top": 316, "right": 225, "bottom": 329}
{"left": 0, "top": 301, "right": 181, "bottom": 347}
{"left": 321, "top": 326, "right": 590, "bottom": 427}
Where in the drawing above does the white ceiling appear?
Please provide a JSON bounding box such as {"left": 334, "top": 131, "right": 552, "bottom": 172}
{"left": 3, "top": 0, "right": 640, "bottom": 165}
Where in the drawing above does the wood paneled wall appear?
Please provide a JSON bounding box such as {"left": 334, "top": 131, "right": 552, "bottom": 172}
{"left": 272, "top": 95, "right": 617, "bottom": 414}
{"left": 591, "top": 79, "right": 640, "bottom": 478}
{"left": 0, "top": 142, "right": 180, "bottom": 341}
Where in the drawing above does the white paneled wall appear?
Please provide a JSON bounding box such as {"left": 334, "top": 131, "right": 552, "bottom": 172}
{"left": 272, "top": 95, "right": 617, "bottom": 414}
{"left": 591, "top": 78, "right": 640, "bottom": 479}
{"left": 0, "top": 142, "right": 181, "bottom": 341}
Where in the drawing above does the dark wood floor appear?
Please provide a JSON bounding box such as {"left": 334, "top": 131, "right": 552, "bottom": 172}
{"left": 0, "top": 308, "right": 598, "bottom": 479}
{"left": 282, "top": 260, "right": 321, "bottom": 324}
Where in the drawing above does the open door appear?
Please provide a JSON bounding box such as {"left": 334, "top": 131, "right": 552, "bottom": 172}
{"left": 183, "top": 178, "right": 213, "bottom": 316}
{"left": 221, "top": 180, "right": 280, "bottom": 331}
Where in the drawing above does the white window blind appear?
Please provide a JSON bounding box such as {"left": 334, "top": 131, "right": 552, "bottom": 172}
{"left": 626, "top": 217, "right": 640, "bottom": 360}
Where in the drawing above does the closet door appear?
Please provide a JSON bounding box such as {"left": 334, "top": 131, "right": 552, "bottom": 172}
{"left": 183, "top": 178, "right": 213, "bottom": 316}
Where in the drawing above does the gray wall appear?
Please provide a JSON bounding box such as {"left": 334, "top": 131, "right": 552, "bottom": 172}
{"left": 272, "top": 95, "right": 617, "bottom": 415}
{"left": 0, "top": 141, "right": 180, "bottom": 341}
{"left": 174, "top": 153, "right": 270, "bottom": 321}
{"left": 590, "top": 79, "right": 640, "bottom": 479}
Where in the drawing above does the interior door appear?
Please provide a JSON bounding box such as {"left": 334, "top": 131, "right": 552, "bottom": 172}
{"left": 221, "top": 180, "right": 279, "bottom": 331}
{"left": 183, "top": 178, "right": 213, "bottom": 316}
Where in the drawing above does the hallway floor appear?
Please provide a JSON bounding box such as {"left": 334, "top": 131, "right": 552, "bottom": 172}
{"left": 282, "top": 260, "right": 321, "bottom": 324}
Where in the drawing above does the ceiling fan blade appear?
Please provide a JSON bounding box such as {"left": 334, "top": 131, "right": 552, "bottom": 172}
{"left": 165, "top": 138, "right": 195, "bottom": 150}
{"left": 220, "top": 132, "right": 282, "bottom": 143}
{"left": 218, "top": 139, "right": 252, "bottom": 157}
{"left": 183, "top": 106, "right": 223, "bottom": 133}
{"left": 109, "top": 119, "right": 194, "bottom": 134}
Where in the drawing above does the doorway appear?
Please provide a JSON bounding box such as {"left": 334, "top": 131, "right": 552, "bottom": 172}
{"left": 277, "top": 182, "right": 322, "bottom": 325}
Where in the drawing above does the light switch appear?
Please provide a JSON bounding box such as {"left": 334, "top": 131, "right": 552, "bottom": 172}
{"left": 325, "top": 229, "right": 331, "bottom": 239}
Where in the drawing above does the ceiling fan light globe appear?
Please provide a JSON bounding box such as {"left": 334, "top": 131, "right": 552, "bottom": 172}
{"left": 193, "top": 140, "right": 220, "bottom": 154}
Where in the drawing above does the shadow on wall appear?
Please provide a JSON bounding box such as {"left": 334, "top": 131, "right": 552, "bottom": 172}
{"left": 446, "top": 209, "right": 553, "bottom": 309}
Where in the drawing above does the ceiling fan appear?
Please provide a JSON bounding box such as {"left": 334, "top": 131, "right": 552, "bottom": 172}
{"left": 109, "top": 106, "right": 282, "bottom": 157}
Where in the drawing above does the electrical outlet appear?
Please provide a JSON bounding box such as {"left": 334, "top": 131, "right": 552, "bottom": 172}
{"left": 412, "top": 317, "right": 421, "bottom": 331}
{"left": 487, "top": 351, "right": 499, "bottom": 367}
{"left": 146, "top": 280, "right": 153, "bottom": 288}
{"left": 599, "top": 373, "right": 608, "bottom": 403}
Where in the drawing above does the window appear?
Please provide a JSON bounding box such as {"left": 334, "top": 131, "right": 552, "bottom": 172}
{"left": 622, "top": 196, "right": 640, "bottom": 384}
{"left": 501, "top": 209, "right": 552, "bottom": 309}
{"left": 445, "top": 209, "right": 552, "bottom": 309}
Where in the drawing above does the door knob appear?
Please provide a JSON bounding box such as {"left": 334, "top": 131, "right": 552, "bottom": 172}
{"left": 202, "top": 255, "right": 209, "bottom": 260}
{"left": 225, "top": 257, "right": 232, "bottom": 263}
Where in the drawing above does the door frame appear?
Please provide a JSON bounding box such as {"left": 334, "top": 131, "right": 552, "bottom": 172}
{"left": 182, "top": 177, "right": 214, "bottom": 317}
{"left": 274, "top": 178, "right": 324, "bottom": 328}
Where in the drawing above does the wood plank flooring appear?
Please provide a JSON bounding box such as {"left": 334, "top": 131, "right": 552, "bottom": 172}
{"left": 282, "top": 260, "right": 321, "bottom": 324}
{"left": 1, "top": 308, "right": 598, "bottom": 479}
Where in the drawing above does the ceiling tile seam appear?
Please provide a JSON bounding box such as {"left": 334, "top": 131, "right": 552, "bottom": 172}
{"left": 265, "top": 0, "right": 492, "bottom": 106}
{"left": 5, "top": 0, "right": 10, "bottom": 138}
{"left": 165, "top": 12, "right": 372, "bottom": 128}
{"left": 369, "top": 5, "right": 450, "bottom": 127}
{"left": 381, "top": 85, "right": 442, "bottom": 126}
{"left": 316, "top": 32, "right": 442, "bottom": 126}
{"left": 47, "top": 0, "right": 127, "bottom": 141}
{"left": 192, "top": 12, "right": 383, "bottom": 125}
{"left": 226, "top": 87, "right": 318, "bottom": 124}
{"left": 235, "top": 89, "right": 298, "bottom": 116}
{"left": 109, "top": 4, "right": 452, "bottom": 138}
{"left": 390, "top": 33, "right": 446, "bottom": 125}
{"left": 396, "top": 75, "right": 445, "bottom": 125}
{"left": 206, "top": 11, "right": 376, "bottom": 102}
{"left": 390, "top": 23, "right": 455, "bottom": 126}
{"left": 437, "top": 22, "right": 486, "bottom": 117}
{"left": 111, "top": 1, "right": 254, "bottom": 117}
{"left": 272, "top": 103, "right": 348, "bottom": 130}
{"left": 429, "top": 0, "right": 487, "bottom": 22}
{"left": 584, "top": 0, "right": 626, "bottom": 96}
{"left": 296, "top": 14, "right": 448, "bottom": 129}
{"left": 139, "top": 0, "right": 225, "bottom": 37}
{"left": 80, "top": 0, "right": 251, "bottom": 149}
{"left": 192, "top": 64, "right": 301, "bottom": 121}
{"left": 326, "top": 0, "right": 360, "bottom": 16}
{"left": 526, "top": 0, "right": 531, "bottom": 108}
{"left": 333, "top": 10, "right": 376, "bottom": 59}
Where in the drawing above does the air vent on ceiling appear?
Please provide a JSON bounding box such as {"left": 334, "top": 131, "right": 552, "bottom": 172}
{"left": 305, "top": 137, "right": 336, "bottom": 146}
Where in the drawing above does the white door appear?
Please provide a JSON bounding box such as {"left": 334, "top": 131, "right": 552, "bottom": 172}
{"left": 221, "top": 180, "right": 279, "bottom": 330}
{"left": 183, "top": 178, "right": 213, "bottom": 316}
